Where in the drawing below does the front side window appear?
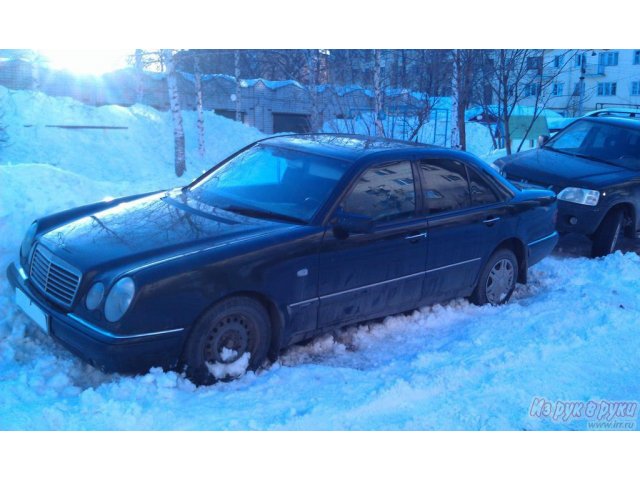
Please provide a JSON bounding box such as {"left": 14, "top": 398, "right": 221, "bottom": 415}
{"left": 420, "top": 159, "right": 471, "bottom": 214}
{"left": 342, "top": 161, "right": 416, "bottom": 223}
{"left": 189, "top": 144, "right": 351, "bottom": 222}
{"left": 468, "top": 167, "right": 500, "bottom": 206}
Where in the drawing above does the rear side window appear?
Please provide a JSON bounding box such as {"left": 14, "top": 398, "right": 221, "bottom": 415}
{"left": 342, "top": 161, "right": 416, "bottom": 222}
{"left": 468, "top": 167, "right": 500, "bottom": 205}
{"left": 419, "top": 159, "right": 471, "bottom": 214}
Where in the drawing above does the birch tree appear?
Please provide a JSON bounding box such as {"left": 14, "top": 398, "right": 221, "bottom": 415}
{"left": 450, "top": 50, "right": 461, "bottom": 149}
{"left": 234, "top": 50, "right": 242, "bottom": 122}
{"left": 163, "top": 49, "right": 186, "bottom": 177}
{"left": 134, "top": 49, "right": 144, "bottom": 104}
{"left": 373, "top": 49, "right": 385, "bottom": 137}
{"left": 193, "top": 54, "right": 206, "bottom": 158}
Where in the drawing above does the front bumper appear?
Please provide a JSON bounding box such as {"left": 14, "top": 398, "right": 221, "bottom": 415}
{"left": 555, "top": 201, "right": 605, "bottom": 236}
{"left": 7, "top": 262, "right": 186, "bottom": 374}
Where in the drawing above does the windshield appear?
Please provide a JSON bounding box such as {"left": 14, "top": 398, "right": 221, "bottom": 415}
{"left": 188, "top": 144, "right": 351, "bottom": 223}
{"left": 545, "top": 119, "right": 640, "bottom": 169}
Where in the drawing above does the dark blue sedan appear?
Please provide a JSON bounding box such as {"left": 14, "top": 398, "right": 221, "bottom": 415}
{"left": 8, "top": 134, "right": 558, "bottom": 384}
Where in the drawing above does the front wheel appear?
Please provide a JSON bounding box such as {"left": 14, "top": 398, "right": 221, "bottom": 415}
{"left": 591, "top": 209, "right": 624, "bottom": 258}
{"left": 471, "top": 249, "right": 518, "bottom": 306}
{"left": 182, "top": 296, "right": 271, "bottom": 385}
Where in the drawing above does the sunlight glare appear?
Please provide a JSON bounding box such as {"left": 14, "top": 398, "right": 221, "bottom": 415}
{"left": 38, "top": 50, "right": 132, "bottom": 75}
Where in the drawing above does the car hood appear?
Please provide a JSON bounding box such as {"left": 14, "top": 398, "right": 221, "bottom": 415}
{"left": 38, "top": 191, "right": 296, "bottom": 273}
{"left": 500, "top": 148, "right": 632, "bottom": 189}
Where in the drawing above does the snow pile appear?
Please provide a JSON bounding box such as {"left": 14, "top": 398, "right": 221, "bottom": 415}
{"left": 0, "top": 86, "right": 264, "bottom": 254}
{"left": 324, "top": 112, "right": 496, "bottom": 157}
{"left": 207, "top": 351, "right": 251, "bottom": 380}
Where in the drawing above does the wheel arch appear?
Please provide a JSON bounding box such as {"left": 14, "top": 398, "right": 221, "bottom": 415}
{"left": 603, "top": 202, "right": 635, "bottom": 236}
{"left": 492, "top": 237, "right": 528, "bottom": 284}
{"left": 190, "top": 290, "right": 285, "bottom": 361}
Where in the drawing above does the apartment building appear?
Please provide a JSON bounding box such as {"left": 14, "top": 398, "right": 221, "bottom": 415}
{"left": 519, "top": 49, "right": 640, "bottom": 116}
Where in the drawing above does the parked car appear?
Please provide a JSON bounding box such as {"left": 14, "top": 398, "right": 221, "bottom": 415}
{"left": 496, "top": 115, "right": 640, "bottom": 257}
{"left": 8, "top": 134, "right": 558, "bottom": 384}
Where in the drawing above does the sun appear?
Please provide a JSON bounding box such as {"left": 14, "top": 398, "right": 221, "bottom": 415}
{"left": 37, "top": 50, "right": 133, "bottom": 76}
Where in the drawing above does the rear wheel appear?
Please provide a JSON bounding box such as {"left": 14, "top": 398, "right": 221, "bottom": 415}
{"left": 183, "top": 296, "right": 271, "bottom": 385}
{"left": 471, "top": 249, "right": 518, "bottom": 306}
{"left": 591, "top": 209, "right": 624, "bottom": 258}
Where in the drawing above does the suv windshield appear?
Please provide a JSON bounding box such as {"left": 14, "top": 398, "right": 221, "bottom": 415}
{"left": 188, "top": 144, "right": 351, "bottom": 223}
{"left": 545, "top": 119, "right": 640, "bottom": 169}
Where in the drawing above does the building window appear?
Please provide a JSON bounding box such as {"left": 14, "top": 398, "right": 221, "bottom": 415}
{"left": 632, "top": 81, "right": 640, "bottom": 96}
{"left": 575, "top": 54, "right": 585, "bottom": 67}
{"left": 551, "top": 83, "right": 564, "bottom": 96}
{"left": 554, "top": 55, "right": 563, "bottom": 68}
{"left": 597, "top": 82, "right": 617, "bottom": 96}
{"left": 599, "top": 51, "right": 619, "bottom": 66}
{"left": 527, "top": 56, "right": 543, "bottom": 71}
{"left": 634, "top": 51, "right": 640, "bottom": 65}
{"left": 522, "top": 83, "right": 539, "bottom": 97}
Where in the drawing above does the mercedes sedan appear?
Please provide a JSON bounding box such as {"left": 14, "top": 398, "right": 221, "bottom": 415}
{"left": 8, "top": 134, "right": 558, "bottom": 384}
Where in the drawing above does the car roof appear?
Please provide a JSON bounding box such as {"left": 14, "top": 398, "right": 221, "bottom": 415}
{"left": 583, "top": 108, "right": 640, "bottom": 119}
{"left": 580, "top": 116, "right": 640, "bottom": 130}
{"left": 257, "top": 133, "right": 435, "bottom": 163}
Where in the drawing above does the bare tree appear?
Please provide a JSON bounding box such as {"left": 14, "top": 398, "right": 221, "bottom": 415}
{"left": 373, "top": 49, "right": 385, "bottom": 136}
{"left": 450, "top": 50, "right": 461, "bottom": 150}
{"left": 234, "top": 50, "right": 242, "bottom": 122}
{"left": 482, "top": 49, "right": 577, "bottom": 154}
{"left": 134, "top": 49, "right": 144, "bottom": 103}
{"left": 162, "top": 49, "right": 186, "bottom": 177}
{"left": 193, "top": 54, "right": 206, "bottom": 158}
{"left": 513, "top": 50, "right": 577, "bottom": 152}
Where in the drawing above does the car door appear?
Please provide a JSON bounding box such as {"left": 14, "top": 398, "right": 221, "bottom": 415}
{"left": 419, "top": 156, "right": 510, "bottom": 302}
{"left": 317, "top": 159, "right": 429, "bottom": 328}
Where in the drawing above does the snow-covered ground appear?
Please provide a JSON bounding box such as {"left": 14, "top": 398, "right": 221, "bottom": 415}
{"left": 0, "top": 88, "right": 638, "bottom": 430}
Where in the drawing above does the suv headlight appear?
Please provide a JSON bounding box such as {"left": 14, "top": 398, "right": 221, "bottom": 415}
{"left": 104, "top": 277, "right": 135, "bottom": 322}
{"left": 20, "top": 222, "right": 38, "bottom": 258}
{"left": 557, "top": 188, "right": 600, "bottom": 206}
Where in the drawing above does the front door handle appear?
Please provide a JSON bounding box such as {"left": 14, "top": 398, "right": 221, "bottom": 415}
{"left": 405, "top": 232, "right": 428, "bottom": 241}
{"left": 483, "top": 216, "right": 501, "bottom": 226}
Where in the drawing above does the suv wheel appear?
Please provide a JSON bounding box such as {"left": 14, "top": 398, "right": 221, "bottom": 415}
{"left": 591, "top": 209, "right": 624, "bottom": 258}
{"left": 471, "top": 249, "right": 518, "bottom": 306}
{"left": 183, "top": 296, "right": 271, "bottom": 385}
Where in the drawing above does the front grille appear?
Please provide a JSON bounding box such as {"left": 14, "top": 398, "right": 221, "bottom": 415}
{"left": 29, "top": 244, "right": 82, "bottom": 308}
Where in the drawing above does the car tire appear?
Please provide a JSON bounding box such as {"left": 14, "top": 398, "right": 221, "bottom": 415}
{"left": 471, "top": 249, "right": 518, "bottom": 306}
{"left": 182, "top": 296, "right": 271, "bottom": 385}
{"left": 591, "top": 209, "right": 624, "bottom": 258}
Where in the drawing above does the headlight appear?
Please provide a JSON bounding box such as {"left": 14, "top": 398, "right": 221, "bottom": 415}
{"left": 104, "top": 277, "right": 135, "bottom": 322}
{"left": 557, "top": 188, "right": 600, "bottom": 206}
{"left": 85, "top": 282, "right": 105, "bottom": 310}
{"left": 20, "top": 222, "right": 38, "bottom": 258}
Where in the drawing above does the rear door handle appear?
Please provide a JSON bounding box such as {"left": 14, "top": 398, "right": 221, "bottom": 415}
{"left": 405, "top": 232, "right": 428, "bottom": 241}
{"left": 483, "top": 216, "right": 501, "bottom": 226}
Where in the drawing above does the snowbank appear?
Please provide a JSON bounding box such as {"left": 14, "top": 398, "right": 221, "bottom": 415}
{"left": 0, "top": 85, "right": 264, "bottom": 255}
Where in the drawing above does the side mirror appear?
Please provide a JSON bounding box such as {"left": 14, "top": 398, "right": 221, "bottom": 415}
{"left": 332, "top": 211, "right": 373, "bottom": 238}
{"left": 537, "top": 135, "right": 550, "bottom": 148}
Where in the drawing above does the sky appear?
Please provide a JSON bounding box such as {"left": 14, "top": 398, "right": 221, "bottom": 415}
{"left": 37, "top": 50, "right": 134, "bottom": 75}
